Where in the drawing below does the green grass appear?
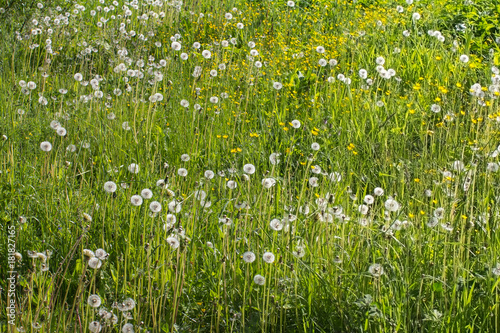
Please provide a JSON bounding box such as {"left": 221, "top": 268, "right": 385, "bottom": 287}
{"left": 1, "top": 0, "right": 500, "bottom": 332}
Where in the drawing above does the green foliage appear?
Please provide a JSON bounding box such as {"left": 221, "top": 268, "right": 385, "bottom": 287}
{"left": 1, "top": 0, "right": 500, "bottom": 332}
{"left": 433, "top": 0, "right": 500, "bottom": 53}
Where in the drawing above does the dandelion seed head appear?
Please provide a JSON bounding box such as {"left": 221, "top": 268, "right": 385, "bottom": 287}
{"left": 89, "top": 321, "right": 102, "bottom": 333}
{"left": 130, "top": 195, "right": 143, "bottom": 206}
{"left": 95, "top": 248, "right": 108, "bottom": 260}
{"left": 384, "top": 198, "right": 400, "bottom": 212}
{"left": 204, "top": 170, "right": 215, "bottom": 179}
{"left": 243, "top": 251, "right": 256, "bottom": 263}
{"left": 368, "top": 263, "right": 384, "bottom": 277}
{"left": 178, "top": 168, "right": 188, "bottom": 177}
{"left": 128, "top": 163, "right": 139, "bottom": 174}
{"left": 121, "top": 323, "right": 134, "bottom": 333}
{"left": 202, "top": 50, "right": 211, "bottom": 59}
{"left": 167, "top": 236, "right": 180, "bottom": 249}
{"left": 273, "top": 82, "right": 283, "bottom": 90}
{"left": 88, "top": 294, "right": 102, "bottom": 308}
{"left": 270, "top": 218, "right": 284, "bottom": 231}
{"left": 103, "top": 181, "right": 117, "bottom": 193}
{"left": 254, "top": 274, "right": 265, "bottom": 285}
{"left": 40, "top": 141, "right": 52, "bottom": 152}
{"left": 492, "top": 263, "right": 500, "bottom": 276}
{"left": 149, "top": 201, "right": 162, "bottom": 213}
{"left": 243, "top": 163, "right": 256, "bottom": 174}
{"left": 262, "top": 251, "right": 275, "bottom": 264}
{"left": 88, "top": 257, "right": 102, "bottom": 269}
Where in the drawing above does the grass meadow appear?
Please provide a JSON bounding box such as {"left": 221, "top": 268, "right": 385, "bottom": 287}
{"left": 1, "top": 0, "right": 500, "bottom": 331}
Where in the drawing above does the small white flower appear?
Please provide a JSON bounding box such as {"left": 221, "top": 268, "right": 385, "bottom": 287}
{"left": 329, "top": 172, "right": 342, "bottom": 182}
{"left": 492, "top": 263, "right": 500, "bottom": 276}
{"left": 384, "top": 198, "right": 400, "bottom": 212}
{"left": 254, "top": 274, "right": 265, "bottom": 285}
{"left": 128, "top": 163, "right": 139, "bottom": 174}
{"left": 273, "top": 82, "right": 283, "bottom": 90}
{"left": 178, "top": 168, "right": 188, "bottom": 177}
{"left": 311, "top": 165, "right": 321, "bottom": 174}
{"left": 243, "top": 251, "right": 256, "bottom": 263}
{"left": 368, "top": 263, "right": 384, "bottom": 277}
{"left": 358, "top": 204, "right": 369, "bottom": 215}
{"left": 95, "top": 249, "right": 108, "bottom": 260}
{"left": 149, "top": 201, "right": 162, "bottom": 213}
{"left": 269, "top": 152, "right": 281, "bottom": 165}
{"left": 376, "top": 56, "right": 385, "bottom": 65}
{"left": 168, "top": 200, "right": 182, "bottom": 213}
{"left": 89, "top": 321, "right": 102, "bottom": 333}
{"left": 430, "top": 104, "right": 441, "bottom": 113}
{"left": 202, "top": 50, "right": 211, "bottom": 59}
{"left": 122, "top": 121, "right": 131, "bottom": 131}
{"left": 374, "top": 187, "right": 384, "bottom": 196}
{"left": 269, "top": 218, "right": 284, "bottom": 231}
{"left": 40, "top": 141, "right": 52, "bottom": 152}
{"left": 309, "top": 177, "right": 319, "bottom": 187}
{"left": 88, "top": 294, "right": 102, "bottom": 308}
{"left": 171, "top": 41, "right": 181, "bottom": 50}
{"left": 364, "top": 195, "right": 375, "bottom": 205}
{"left": 165, "top": 214, "right": 177, "bottom": 225}
{"left": 487, "top": 163, "right": 499, "bottom": 173}
{"left": 359, "top": 69, "right": 368, "bottom": 79}
{"left": 316, "top": 46, "right": 325, "bottom": 53}
{"left": 167, "top": 236, "right": 180, "bottom": 249}
{"left": 434, "top": 207, "right": 445, "bottom": 219}
{"left": 262, "top": 178, "right": 276, "bottom": 189}
{"left": 141, "top": 188, "right": 153, "bottom": 199}
{"left": 262, "top": 252, "right": 275, "bottom": 264}
{"left": 88, "top": 257, "right": 102, "bottom": 269}
{"left": 291, "top": 120, "right": 301, "bottom": 128}
{"left": 243, "top": 164, "right": 256, "bottom": 174}
{"left": 50, "top": 120, "right": 61, "bottom": 129}
{"left": 204, "top": 170, "right": 215, "bottom": 179}
{"left": 130, "top": 194, "right": 142, "bottom": 206}
{"left": 103, "top": 181, "right": 117, "bottom": 193}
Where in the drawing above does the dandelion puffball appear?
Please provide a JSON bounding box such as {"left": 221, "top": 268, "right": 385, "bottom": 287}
{"left": 254, "top": 274, "right": 265, "bottom": 285}
{"left": 128, "top": 163, "right": 139, "bottom": 174}
{"left": 103, "top": 181, "right": 117, "bottom": 193}
{"left": 40, "top": 141, "right": 52, "bottom": 152}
